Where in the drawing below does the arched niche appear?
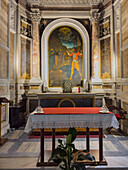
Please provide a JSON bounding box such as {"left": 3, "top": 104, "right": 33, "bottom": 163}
{"left": 41, "top": 18, "right": 90, "bottom": 92}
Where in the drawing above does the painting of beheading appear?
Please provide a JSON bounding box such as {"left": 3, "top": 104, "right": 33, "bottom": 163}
{"left": 48, "top": 26, "right": 83, "bottom": 87}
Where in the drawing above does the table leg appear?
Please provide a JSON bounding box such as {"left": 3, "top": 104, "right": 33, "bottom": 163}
{"left": 86, "top": 127, "right": 90, "bottom": 151}
{"left": 52, "top": 128, "right": 55, "bottom": 152}
{"left": 40, "top": 128, "right": 44, "bottom": 163}
{"left": 99, "top": 128, "right": 103, "bottom": 161}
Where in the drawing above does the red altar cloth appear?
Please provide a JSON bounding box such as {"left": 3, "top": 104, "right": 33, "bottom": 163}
{"left": 34, "top": 107, "right": 112, "bottom": 115}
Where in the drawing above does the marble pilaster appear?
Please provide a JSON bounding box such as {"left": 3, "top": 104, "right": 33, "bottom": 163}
{"left": 31, "top": 9, "right": 41, "bottom": 78}
{"left": 91, "top": 10, "right": 101, "bottom": 82}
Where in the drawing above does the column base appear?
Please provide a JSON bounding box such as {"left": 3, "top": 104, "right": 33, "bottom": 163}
{"left": 91, "top": 77, "right": 102, "bottom": 83}
{"left": 90, "top": 77, "right": 104, "bottom": 93}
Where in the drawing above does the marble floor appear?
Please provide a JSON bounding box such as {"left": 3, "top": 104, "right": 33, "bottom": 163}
{"left": 0, "top": 128, "right": 128, "bottom": 169}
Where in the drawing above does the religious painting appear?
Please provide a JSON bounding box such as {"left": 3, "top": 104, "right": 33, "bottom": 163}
{"left": 20, "top": 37, "right": 31, "bottom": 79}
{"left": 100, "top": 37, "right": 111, "bottom": 79}
{"left": 48, "top": 26, "right": 83, "bottom": 87}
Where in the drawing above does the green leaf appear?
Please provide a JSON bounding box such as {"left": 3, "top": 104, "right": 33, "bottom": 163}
{"left": 72, "top": 148, "right": 79, "bottom": 153}
{"left": 77, "top": 153, "right": 95, "bottom": 161}
{"left": 68, "top": 143, "right": 75, "bottom": 150}
{"left": 66, "top": 134, "right": 72, "bottom": 145}
{"left": 82, "top": 149, "right": 89, "bottom": 153}
{"left": 57, "top": 148, "right": 67, "bottom": 157}
{"left": 48, "top": 147, "right": 66, "bottom": 162}
{"left": 48, "top": 155, "right": 58, "bottom": 163}
{"left": 51, "top": 156, "right": 62, "bottom": 164}
{"left": 48, "top": 127, "right": 95, "bottom": 170}
{"left": 68, "top": 127, "right": 77, "bottom": 143}
{"left": 58, "top": 139, "right": 63, "bottom": 146}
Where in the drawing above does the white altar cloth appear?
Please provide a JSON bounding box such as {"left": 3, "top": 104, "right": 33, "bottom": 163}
{"left": 24, "top": 112, "right": 119, "bottom": 133}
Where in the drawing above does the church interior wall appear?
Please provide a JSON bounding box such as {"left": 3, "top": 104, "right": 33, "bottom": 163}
{"left": 118, "top": 0, "right": 128, "bottom": 133}
{"left": 0, "top": 0, "right": 128, "bottom": 136}
{"left": 90, "top": 2, "right": 115, "bottom": 94}
{"left": 0, "top": 0, "right": 11, "bottom": 136}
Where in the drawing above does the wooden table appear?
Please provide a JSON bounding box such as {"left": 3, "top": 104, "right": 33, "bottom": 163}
{"left": 24, "top": 107, "right": 119, "bottom": 166}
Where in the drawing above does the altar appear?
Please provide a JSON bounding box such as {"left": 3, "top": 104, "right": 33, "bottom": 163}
{"left": 24, "top": 107, "right": 119, "bottom": 167}
{"left": 25, "top": 92, "right": 104, "bottom": 114}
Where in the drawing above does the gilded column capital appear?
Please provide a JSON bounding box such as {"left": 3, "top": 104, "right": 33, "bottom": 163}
{"left": 30, "top": 8, "right": 41, "bottom": 22}
{"left": 90, "top": 10, "right": 100, "bottom": 22}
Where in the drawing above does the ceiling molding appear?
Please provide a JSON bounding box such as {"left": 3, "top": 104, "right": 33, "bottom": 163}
{"left": 27, "top": 0, "right": 104, "bottom": 8}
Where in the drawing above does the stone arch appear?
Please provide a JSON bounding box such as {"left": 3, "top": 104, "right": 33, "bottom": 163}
{"left": 41, "top": 18, "right": 90, "bottom": 91}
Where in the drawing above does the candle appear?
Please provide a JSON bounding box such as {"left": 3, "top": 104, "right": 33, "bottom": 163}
{"left": 78, "top": 87, "right": 80, "bottom": 93}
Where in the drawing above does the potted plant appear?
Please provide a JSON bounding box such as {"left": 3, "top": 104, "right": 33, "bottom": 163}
{"left": 48, "top": 127, "right": 96, "bottom": 170}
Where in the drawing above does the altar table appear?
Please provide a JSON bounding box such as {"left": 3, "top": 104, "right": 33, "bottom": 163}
{"left": 24, "top": 107, "right": 119, "bottom": 166}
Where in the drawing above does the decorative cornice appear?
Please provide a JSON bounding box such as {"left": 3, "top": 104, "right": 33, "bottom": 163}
{"left": 30, "top": 8, "right": 41, "bottom": 22}
{"left": 27, "top": 0, "right": 104, "bottom": 7}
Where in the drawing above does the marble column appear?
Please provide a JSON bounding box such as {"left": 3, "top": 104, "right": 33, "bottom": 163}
{"left": 91, "top": 10, "right": 101, "bottom": 82}
{"left": 31, "top": 9, "right": 41, "bottom": 78}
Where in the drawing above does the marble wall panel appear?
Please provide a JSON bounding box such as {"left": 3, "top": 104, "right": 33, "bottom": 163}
{"left": 0, "top": 86, "right": 8, "bottom": 92}
{"left": 116, "top": 84, "right": 121, "bottom": 89}
{"left": 1, "top": 104, "right": 7, "bottom": 122}
{"left": 99, "top": 16, "right": 110, "bottom": 38}
{"left": 0, "top": 46, "right": 8, "bottom": 79}
{"left": 10, "top": 32, "right": 14, "bottom": 79}
{"left": 117, "top": 33, "right": 121, "bottom": 78}
{"left": 0, "top": 0, "right": 8, "bottom": 47}
{"left": 95, "top": 98, "right": 102, "bottom": 107}
{"left": 10, "top": 6, "right": 15, "bottom": 31}
{"left": 20, "top": 86, "right": 24, "bottom": 90}
{"left": 32, "top": 22, "right": 40, "bottom": 78}
{"left": 122, "top": 48, "right": 128, "bottom": 78}
{"left": 92, "top": 22, "right": 99, "bottom": 78}
{"left": 100, "top": 37, "right": 111, "bottom": 79}
{"left": 30, "top": 85, "right": 39, "bottom": 90}
{"left": 123, "top": 102, "right": 128, "bottom": 119}
{"left": 20, "top": 16, "right": 32, "bottom": 38}
{"left": 20, "top": 37, "right": 31, "bottom": 79}
{"left": 115, "top": 6, "right": 120, "bottom": 31}
{"left": 92, "top": 85, "right": 101, "bottom": 89}
{"left": 121, "top": 0, "right": 128, "bottom": 47}
{"left": 102, "top": 85, "right": 112, "bottom": 89}
{"left": 122, "top": 86, "right": 128, "bottom": 92}
{"left": 10, "top": 85, "right": 14, "bottom": 91}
